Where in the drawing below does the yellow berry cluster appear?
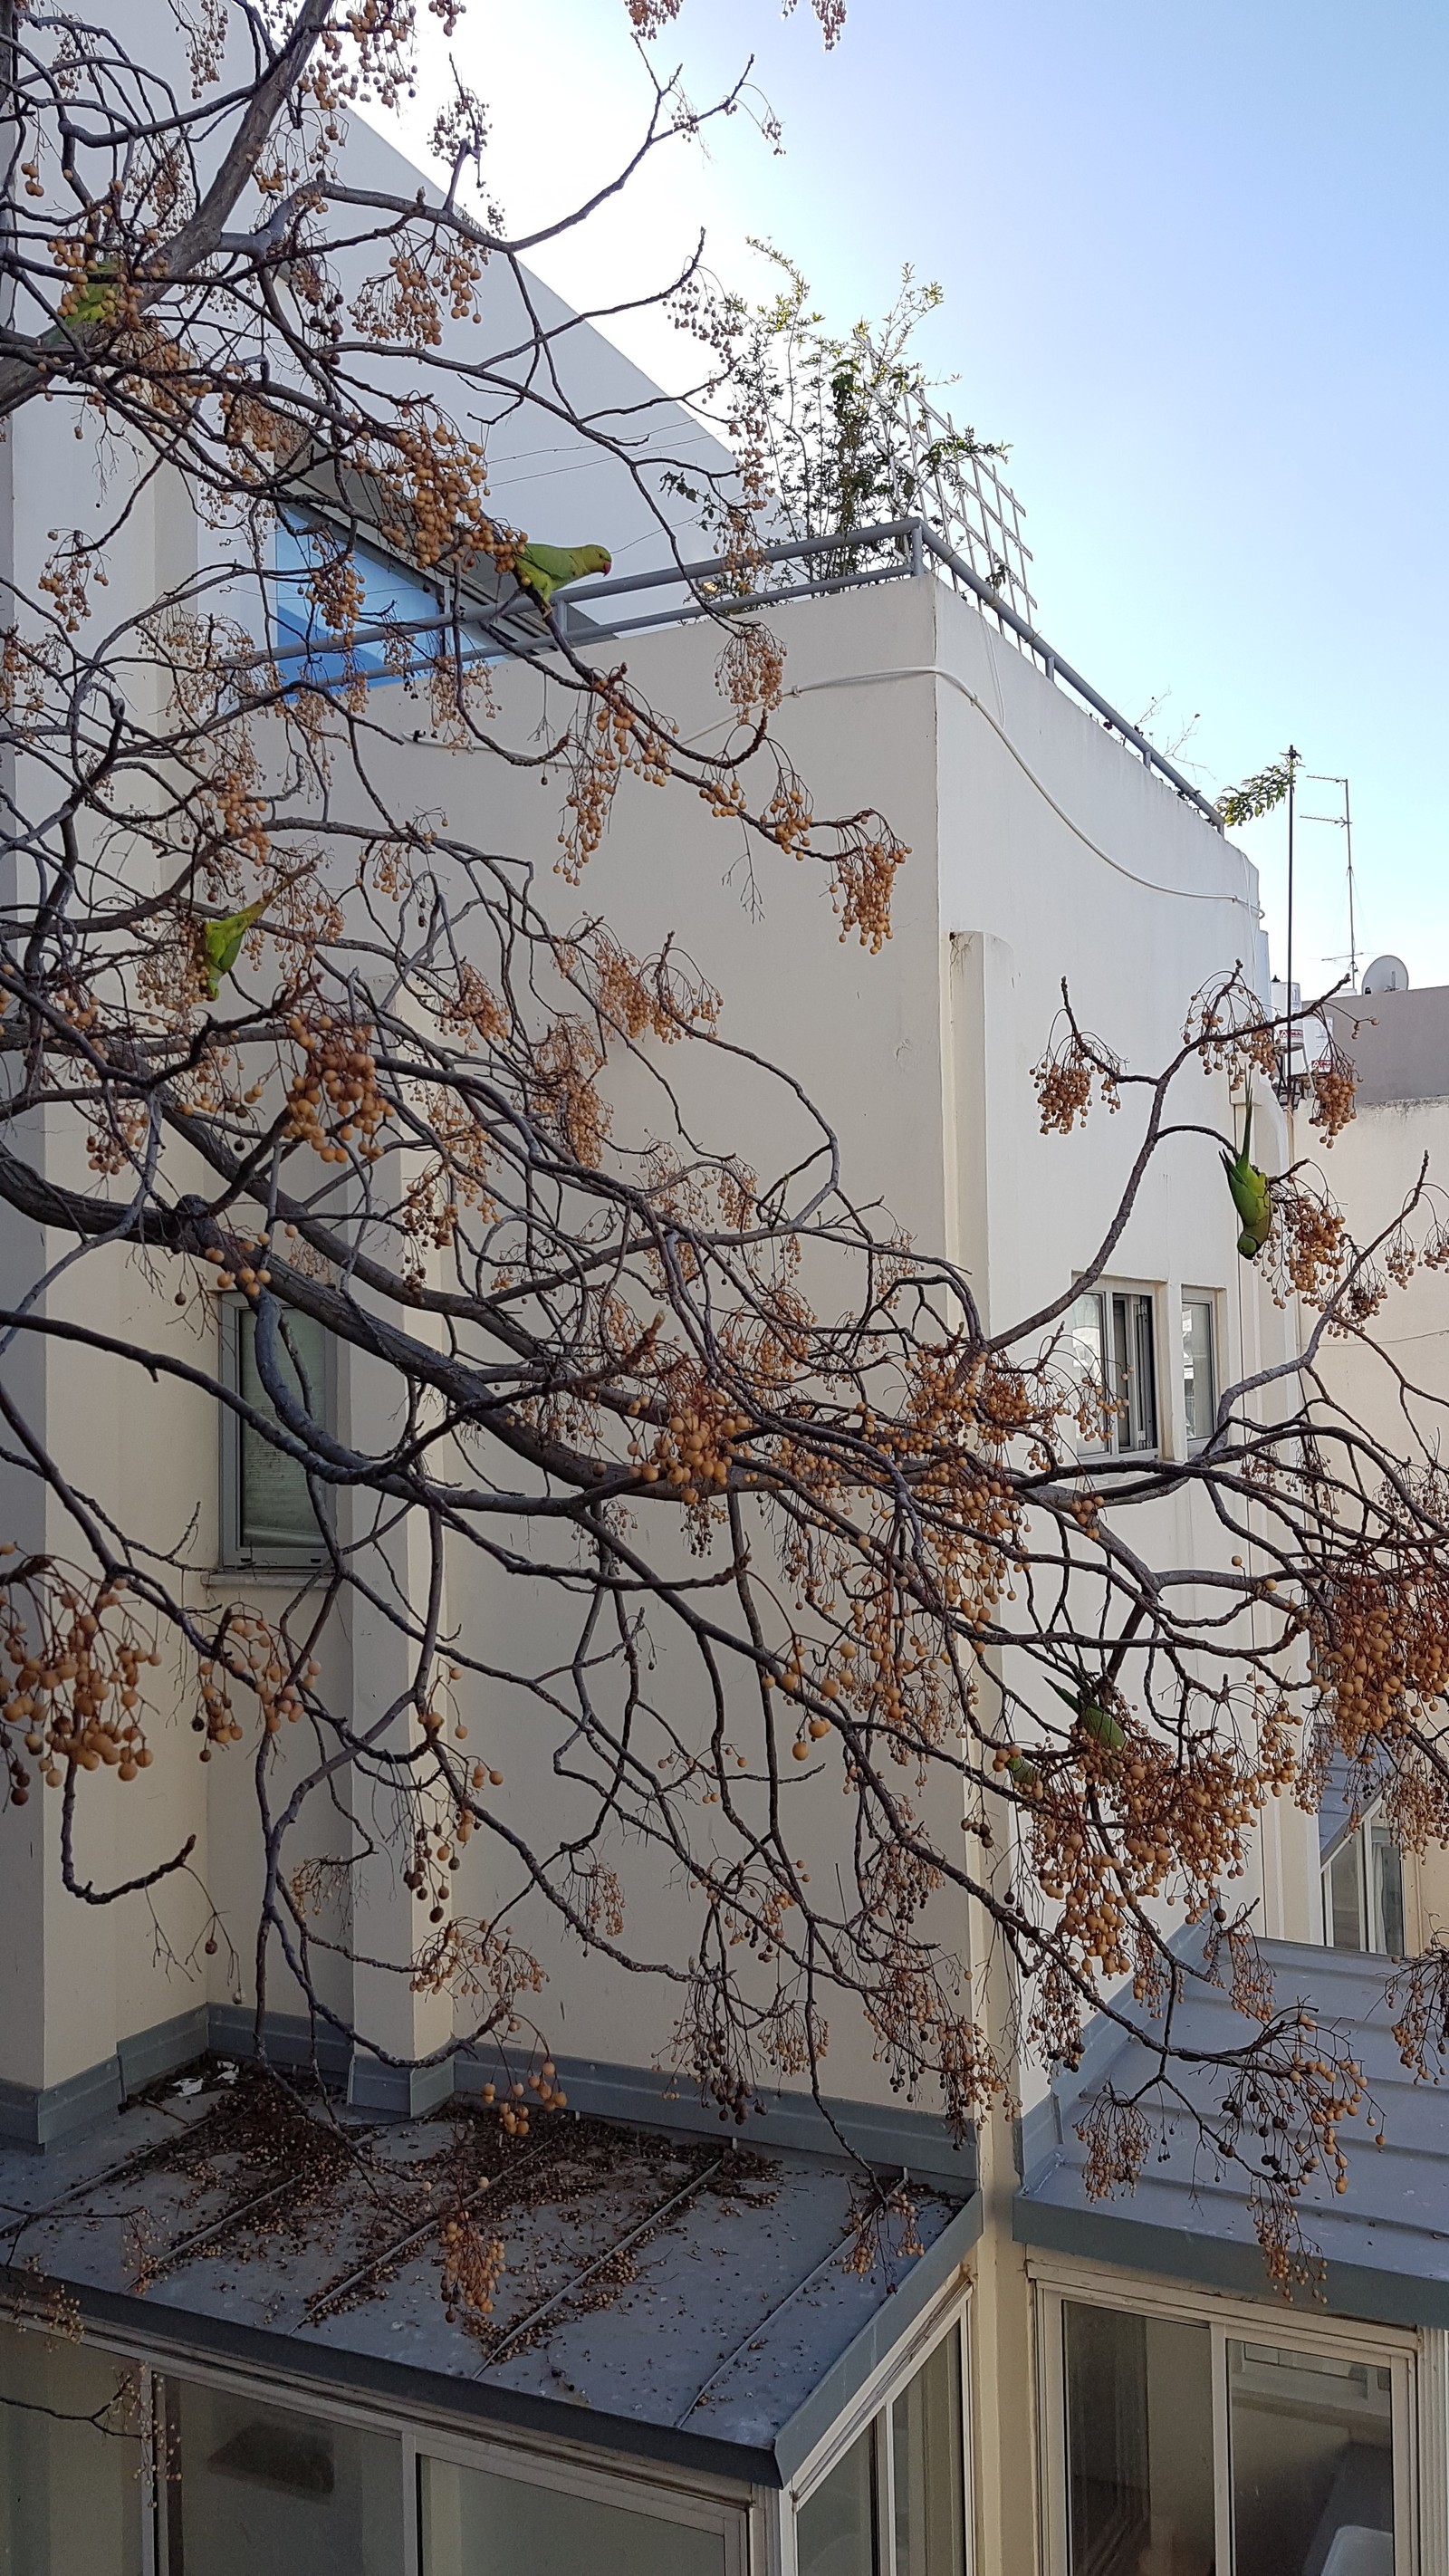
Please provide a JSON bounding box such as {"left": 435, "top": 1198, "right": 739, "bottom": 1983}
{"left": 0, "top": 1560, "right": 160, "bottom": 1797}
{"left": 195, "top": 1618, "right": 319, "bottom": 1757}
{"left": 625, "top": 1396, "right": 750, "bottom": 1501}
{"left": 283, "top": 1012, "right": 388, "bottom": 1161}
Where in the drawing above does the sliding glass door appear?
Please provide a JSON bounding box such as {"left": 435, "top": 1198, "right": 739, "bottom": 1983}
{"left": 1042, "top": 2287, "right": 1412, "bottom": 2576}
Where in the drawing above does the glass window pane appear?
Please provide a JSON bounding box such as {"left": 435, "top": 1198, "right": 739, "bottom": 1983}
{"left": 1228, "top": 2340, "right": 1394, "bottom": 2576}
{"left": 0, "top": 2325, "right": 144, "bottom": 2574}
{"left": 893, "top": 2329, "right": 964, "bottom": 2576}
{"left": 238, "top": 1305, "right": 326, "bottom": 1554}
{"left": 173, "top": 2381, "right": 402, "bottom": 2575}
{"left": 420, "top": 2456, "right": 728, "bottom": 2576}
{"left": 796, "top": 2423, "right": 878, "bottom": 2576}
{"left": 1108, "top": 1293, "right": 1158, "bottom": 1452}
{"left": 1063, "top": 2302, "right": 1214, "bottom": 2576}
{"left": 1327, "top": 1838, "right": 1366, "bottom": 1951}
{"left": 1182, "top": 1300, "right": 1215, "bottom": 1447}
{"left": 1370, "top": 1825, "right": 1406, "bottom": 1958}
{"left": 1070, "top": 1293, "right": 1109, "bottom": 1450}
{"left": 274, "top": 517, "right": 470, "bottom": 687}
{"left": 1110, "top": 1297, "right": 1133, "bottom": 1447}
{"left": 1129, "top": 1295, "right": 1158, "bottom": 1450}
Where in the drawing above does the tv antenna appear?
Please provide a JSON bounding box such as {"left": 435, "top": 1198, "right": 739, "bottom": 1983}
{"left": 1300, "top": 772, "right": 1358, "bottom": 990}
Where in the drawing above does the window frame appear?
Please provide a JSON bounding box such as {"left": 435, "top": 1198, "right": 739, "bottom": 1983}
{"left": 786, "top": 2293, "right": 974, "bottom": 2576}
{"left": 217, "top": 1293, "right": 335, "bottom": 1572}
{"left": 1180, "top": 1291, "right": 1219, "bottom": 1456}
{"left": 1032, "top": 2263, "right": 1419, "bottom": 2576}
{"left": 272, "top": 508, "right": 502, "bottom": 692}
{"left": 1322, "top": 1802, "right": 1408, "bottom": 1958}
{"left": 1069, "top": 1283, "right": 1162, "bottom": 1460}
{"left": 0, "top": 2313, "right": 756, "bottom": 2576}
{"left": 414, "top": 2426, "right": 751, "bottom": 2576}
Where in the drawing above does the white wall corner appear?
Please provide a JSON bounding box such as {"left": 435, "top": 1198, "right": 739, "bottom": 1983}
{"left": 946, "top": 931, "right": 1020, "bottom": 1336}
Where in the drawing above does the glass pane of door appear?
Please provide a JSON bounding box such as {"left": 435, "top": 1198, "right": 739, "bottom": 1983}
{"left": 1063, "top": 2302, "right": 1214, "bottom": 2576}
{"left": 796, "top": 2423, "right": 878, "bottom": 2576}
{"left": 892, "top": 2329, "right": 964, "bottom": 2576}
{"left": 419, "top": 2457, "right": 728, "bottom": 2576}
{"left": 1228, "top": 2341, "right": 1394, "bottom": 2576}
{"left": 0, "top": 2326, "right": 144, "bottom": 2574}
{"left": 170, "top": 2382, "right": 403, "bottom": 2575}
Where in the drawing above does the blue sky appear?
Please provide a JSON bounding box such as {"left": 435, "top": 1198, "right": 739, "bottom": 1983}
{"left": 397, "top": 0, "right": 1448, "bottom": 998}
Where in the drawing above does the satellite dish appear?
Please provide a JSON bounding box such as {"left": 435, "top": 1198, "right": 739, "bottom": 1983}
{"left": 1361, "top": 956, "right": 1409, "bottom": 996}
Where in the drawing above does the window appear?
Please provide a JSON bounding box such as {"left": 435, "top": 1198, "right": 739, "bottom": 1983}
{"left": 418, "top": 2456, "right": 733, "bottom": 2576}
{"left": 1229, "top": 2341, "right": 1394, "bottom": 2576}
{"left": 1323, "top": 1810, "right": 1406, "bottom": 1957}
{"left": 1070, "top": 1290, "right": 1158, "bottom": 1455}
{"left": 0, "top": 2325, "right": 145, "bottom": 2572}
{"left": 1049, "top": 2292, "right": 1407, "bottom": 2576}
{"left": 165, "top": 2382, "right": 403, "bottom": 2576}
{"left": 0, "top": 2322, "right": 749, "bottom": 2576}
{"left": 795, "top": 2321, "right": 967, "bottom": 2576}
{"left": 219, "top": 1298, "right": 331, "bottom": 1567}
{"left": 1063, "top": 2302, "right": 1212, "bottom": 2576}
{"left": 273, "top": 514, "right": 492, "bottom": 690}
{"left": 1181, "top": 1297, "right": 1216, "bottom": 1451}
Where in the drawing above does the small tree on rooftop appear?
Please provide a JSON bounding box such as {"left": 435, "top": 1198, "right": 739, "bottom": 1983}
{"left": 687, "top": 244, "right": 1007, "bottom": 584}
{"left": 0, "top": 0, "right": 1447, "bottom": 2304}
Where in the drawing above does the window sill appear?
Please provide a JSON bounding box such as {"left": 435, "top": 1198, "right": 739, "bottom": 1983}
{"left": 206, "top": 1564, "right": 329, "bottom": 1590}
{"left": 1075, "top": 1448, "right": 1164, "bottom": 1467}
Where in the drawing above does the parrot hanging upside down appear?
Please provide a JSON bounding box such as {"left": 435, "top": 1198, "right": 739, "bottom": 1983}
{"left": 513, "top": 542, "right": 613, "bottom": 613}
{"left": 1222, "top": 1095, "right": 1273, "bottom": 1260}
{"left": 200, "top": 899, "right": 266, "bottom": 1000}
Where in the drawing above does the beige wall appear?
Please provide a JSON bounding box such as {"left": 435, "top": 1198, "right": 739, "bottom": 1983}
{"left": 1310, "top": 1091, "right": 1449, "bottom": 1941}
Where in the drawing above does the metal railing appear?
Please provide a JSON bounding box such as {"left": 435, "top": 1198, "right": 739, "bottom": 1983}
{"left": 251, "top": 512, "right": 1221, "bottom": 832}
{"left": 557, "top": 517, "right": 1223, "bottom": 831}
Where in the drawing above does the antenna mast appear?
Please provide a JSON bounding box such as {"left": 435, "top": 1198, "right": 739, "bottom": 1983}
{"left": 1301, "top": 772, "right": 1358, "bottom": 992}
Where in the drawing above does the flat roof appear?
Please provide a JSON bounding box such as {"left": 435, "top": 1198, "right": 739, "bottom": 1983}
{"left": 0, "top": 2068, "right": 978, "bottom": 2487}
{"left": 1016, "top": 1937, "right": 1449, "bottom": 2330}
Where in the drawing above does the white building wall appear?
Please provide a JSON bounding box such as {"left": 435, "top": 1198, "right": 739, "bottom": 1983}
{"left": 0, "top": 71, "right": 1326, "bottom": 2124}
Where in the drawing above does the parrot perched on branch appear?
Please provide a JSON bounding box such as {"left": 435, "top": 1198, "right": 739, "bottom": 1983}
{"left": 199, "top": 899, "right": 266, "bottom": 1000}
{"left": 513, "top": 542, "right": 612, "bottom": 612}
{"left": 1051, "top": 1679, "right": 1126, "bottom": 1754}
{"left": 61, "top": 258, "right": 120, "bottom": 331}
{"left": 1222, "top": 1096, "right": 1273, "bottom": 1261}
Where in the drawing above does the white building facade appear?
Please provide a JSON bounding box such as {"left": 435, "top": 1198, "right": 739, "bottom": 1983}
{"left": 0, "top": 83, "right": 1442, "bottom": 2576}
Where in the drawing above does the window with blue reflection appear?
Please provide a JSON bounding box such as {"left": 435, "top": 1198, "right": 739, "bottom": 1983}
{"left": 273, "top": 515, "right": 483, "bottom": 688}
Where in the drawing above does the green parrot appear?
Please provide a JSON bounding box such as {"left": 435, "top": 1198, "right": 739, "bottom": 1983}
{"left": 200, "top": 899, "right": 266, "bottom": 1000}
{"left": 513, "top": 542, "right": 612, "bottom": 613}
{"left": 1221, "top": 1096, "right": 1273, "bottom": 1261}
{"left": 1006, "top": 1751, "right": 1041, "bottom": 1790}
{"left": 62, "top": 259, "right": 120, "bottom": 332}
{"left": 1051, "top": 1679, "right": 1127, "bottom": 1754}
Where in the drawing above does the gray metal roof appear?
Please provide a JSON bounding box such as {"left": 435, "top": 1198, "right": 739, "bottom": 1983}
{"left": 0, "top": 2071, "right": 978, "bottom": 2486}
{"left": 1017, "top": 1936, "right": 1449, "bottom": 2330}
